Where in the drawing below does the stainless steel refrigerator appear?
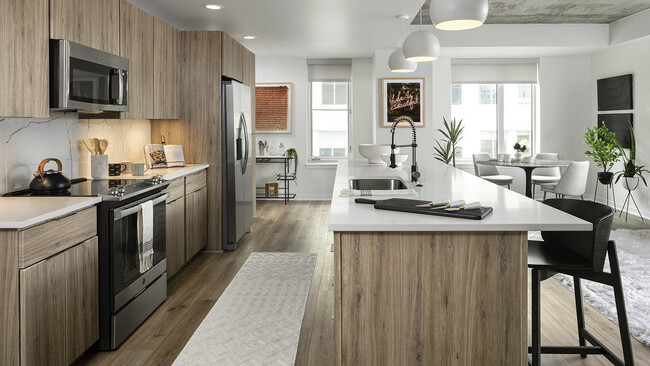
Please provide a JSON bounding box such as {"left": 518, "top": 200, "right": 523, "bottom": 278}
{"left": 222, "top": 80, "right": 253, "bottom": 250}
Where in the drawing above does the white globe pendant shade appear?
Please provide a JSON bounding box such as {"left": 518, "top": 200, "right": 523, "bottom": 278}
{"left": 430, "top": 0, "right": 489, "bottom": 31}
{"left": 402, "top": 30, "right": 440, "bottom": 62}
{"left": 388, "top": 48, "right": 416, "bottom": 72}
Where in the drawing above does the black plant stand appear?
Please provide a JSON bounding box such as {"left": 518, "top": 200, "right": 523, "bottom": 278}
{"left": 593, "top": 178, "right": 616, "bottom": 212}
{"left": 619, "top": 179, "right": 644, "bottom": 222}
{"left": 255, "top": 156, "right": 296, "bottom": 204}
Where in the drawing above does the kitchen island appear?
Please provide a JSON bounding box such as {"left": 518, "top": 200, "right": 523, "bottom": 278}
{"left": 329, "top": 160, "right": 591, "bottom": 365}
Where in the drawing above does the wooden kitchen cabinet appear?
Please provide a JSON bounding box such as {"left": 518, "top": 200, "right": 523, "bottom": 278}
{"left": 165, "top": 191, "right": 186, "bottom": 278}
{"left": 120, "top": 0, "right": 155, "bottom": 119}
{"left": 20, "top": 236, "right": 99, "bottom": 366}
{"left": 153, "top": 17, "right": 181, "bottom": 119}
{"left": 0, "top": 0, "right": 49, "bottom": 118}
{"left": 221, "top": 32, "right": 243, "bottom": 82}
{"left": 186, "top": 186, "right": 208, "bottom": 260}
{"left": 50, "top": 0, "right": 120, "bottom": 55}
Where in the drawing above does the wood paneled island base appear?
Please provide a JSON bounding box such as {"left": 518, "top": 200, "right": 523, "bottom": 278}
{"left": 333, "top": 231, "right": 527, "bottom": 365}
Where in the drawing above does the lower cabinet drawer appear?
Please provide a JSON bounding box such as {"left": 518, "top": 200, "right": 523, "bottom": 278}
{"left": 18, "top": 206, "right": 97, "bottom": 268}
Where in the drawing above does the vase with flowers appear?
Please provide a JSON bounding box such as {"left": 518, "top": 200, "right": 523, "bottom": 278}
{"left": 513, "top": 140, "right": 528, "bottom": 161}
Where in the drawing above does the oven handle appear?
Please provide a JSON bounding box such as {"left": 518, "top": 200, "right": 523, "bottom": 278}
{"left": 113, "top": 192, "right": 169, "bottom": 221}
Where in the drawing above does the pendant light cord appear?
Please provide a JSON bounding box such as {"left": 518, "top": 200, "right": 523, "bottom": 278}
{"left": 419, "top": 0, "right": 423, "bottom": 30}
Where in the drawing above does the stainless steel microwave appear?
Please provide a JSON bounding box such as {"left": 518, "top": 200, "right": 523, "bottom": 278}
{"left": 50, "top": 39, "right": 129, "bottom": 112}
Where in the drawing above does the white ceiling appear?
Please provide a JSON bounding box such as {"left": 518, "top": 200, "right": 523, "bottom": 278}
{"left": 127, "top": 0, "right": 649, "bottom": 58}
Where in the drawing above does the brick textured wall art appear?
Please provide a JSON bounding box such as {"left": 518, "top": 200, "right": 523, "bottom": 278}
{"left": 255, "top": 83, "right": 292, "bottom": 133}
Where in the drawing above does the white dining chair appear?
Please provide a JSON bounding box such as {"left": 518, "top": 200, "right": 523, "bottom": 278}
{"left": 540, "top": 161, "right": 590, "bottom": 200}
{"left": 531, "top": 153, "right": 562, "bottom": 199}
{"left": 472, "top": 153, "right": 514, "bottom": 189}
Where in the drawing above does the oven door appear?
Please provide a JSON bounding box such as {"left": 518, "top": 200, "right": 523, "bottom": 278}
{"left": 109, "top": 192, "right": 168, "bottom": 312}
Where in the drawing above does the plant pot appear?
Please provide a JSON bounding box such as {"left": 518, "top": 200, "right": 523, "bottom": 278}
{"left": 622, "top": 176, "right": 640, "bottom": 191}
{"left": 597, "top": 171, "right": 614, "bottom": 185}
{"left": 514, "top": 151, "right": 523, "bottom": 160}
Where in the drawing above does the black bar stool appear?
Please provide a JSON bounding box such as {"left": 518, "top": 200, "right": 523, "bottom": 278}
{"left": 528, "top": 199, "right": 634, "bottom": 366}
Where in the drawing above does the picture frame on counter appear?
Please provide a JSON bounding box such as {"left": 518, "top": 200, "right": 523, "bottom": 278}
{"left": 382, "top": 78, "right": 425, "bottom": 128}
{"left": 255, "top": 83, "right": 292, "bottom": 134}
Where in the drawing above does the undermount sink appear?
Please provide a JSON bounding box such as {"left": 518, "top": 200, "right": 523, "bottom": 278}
{"left": 349, "top": 178, "right": 408, "bottom": 190}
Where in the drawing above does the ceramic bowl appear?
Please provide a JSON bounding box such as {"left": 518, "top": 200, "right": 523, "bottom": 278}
{"left": 380, "top": 153, "right": 408, "bottom": 167}
{"left": 358, "top": 144, "right": 399, "bottom": 164}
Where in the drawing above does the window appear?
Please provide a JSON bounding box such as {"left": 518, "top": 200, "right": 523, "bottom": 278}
{"left": 451, "top": 83, "right": 535, "bottom": 159}
{"left": 451, "top": 84, "right": 462, "bottom": 105}
{"left": 310, "top": 81, "right": 349, "bottom": 158}
{"left": 479, "top": 85, "right": 497, "bottom": 104}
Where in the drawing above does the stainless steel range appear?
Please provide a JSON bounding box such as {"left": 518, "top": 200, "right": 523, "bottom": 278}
{"left": 4, "top": 176, "right": 170, "bottom": 350}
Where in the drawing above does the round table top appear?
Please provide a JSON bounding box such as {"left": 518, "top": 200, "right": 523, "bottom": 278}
{"left": 476, "top": 159, "right": 570, "bottom": 169}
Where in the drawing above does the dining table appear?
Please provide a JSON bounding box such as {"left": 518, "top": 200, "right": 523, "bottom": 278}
{"left": 476, "top": 159, "right": 569, "bottom": 198}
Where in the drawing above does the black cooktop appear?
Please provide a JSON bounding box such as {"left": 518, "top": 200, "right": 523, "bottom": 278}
{"left": 3, "top": 176, "right": 167, "bottom": 201}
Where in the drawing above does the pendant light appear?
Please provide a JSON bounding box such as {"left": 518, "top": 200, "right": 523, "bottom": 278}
{"left": 388, "top": 15, "right": 416, "bottom": 73}
{"left": 402, "top": 0, "right": 440, "bottom": 62}
{"left": 430, "top": 0, "right": 489, "bottom": 31}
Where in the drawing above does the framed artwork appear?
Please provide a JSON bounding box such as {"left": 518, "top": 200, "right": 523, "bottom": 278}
{"left": 599, "top": 113, "right": 633, "bottom": 148}
{"left": 382, "top": 78, "right": 425, "bottom": 128}
{"left": 255, "top": 83, "right": 292, "bottom": 134}
{"left": 597, "top": 74, "right": 633, "bottom": 111}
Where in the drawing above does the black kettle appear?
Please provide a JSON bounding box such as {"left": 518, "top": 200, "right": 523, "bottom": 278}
{"left": 29, "top": 158, "right": 72, "bottom": 192}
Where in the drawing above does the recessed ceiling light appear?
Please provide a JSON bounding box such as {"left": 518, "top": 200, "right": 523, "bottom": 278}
{"left": 205, "top": 4, "right": 222, "bottom": 10}
{"left": 243, "top": 36, "right": 256, "bottom": 40}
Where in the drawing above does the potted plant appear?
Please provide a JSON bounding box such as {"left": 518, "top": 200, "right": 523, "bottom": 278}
{"left": 513, "top": 139, "right": 529, "bottom": 161}
{"left": 284, "top": 148, "right": 298, "bottom": 176}
{"left": 584, "top": 122, "right": 621, "bottom": 185}
{"left": 433, "top": 117, "right": 464, "bottom": 167}
{"left": 614, "top": 122, "right": 648, "bottom": 191}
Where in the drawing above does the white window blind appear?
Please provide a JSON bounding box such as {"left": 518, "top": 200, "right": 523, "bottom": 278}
{"left": 451, "top": 59, "right": 538, "bottom": 84}
{"left": 307, "top": 59, "right": 352, "bottom": 81}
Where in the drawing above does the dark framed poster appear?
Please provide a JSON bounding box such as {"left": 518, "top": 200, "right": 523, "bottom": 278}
{"left": 598, "top": 113, "right": 633, "bottom": 148}
{"left": 382, "top": 78, "right": 425, "bottom": 127}
{"left": 597, "top": 74, "right": 633, "bottom": 111}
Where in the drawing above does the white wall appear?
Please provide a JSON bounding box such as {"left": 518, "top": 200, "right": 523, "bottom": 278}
{"left": 255, "top": 57, "right": 374, "bottom": 200}
{"left": 590, "top": 38, "right": 650, "bottom": 217}
{"left": 0, "top": 114, "right": 151, "bottom": 194}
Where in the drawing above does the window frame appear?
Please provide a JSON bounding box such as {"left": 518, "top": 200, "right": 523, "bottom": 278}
{"left": 308, "top": 80, "right": 352, "bottom": 161}
{"left": 451, "top": 82, "right": 537, "bottom": 162}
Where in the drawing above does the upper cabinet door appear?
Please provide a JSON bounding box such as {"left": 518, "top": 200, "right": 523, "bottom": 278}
{"left": 242, "top": 47, "right": 256, "bottom": 87}
{"left": 50, "top": 0, "right": 120, "bottom": 55}
{"left": 153, "top": 17, "right": 181, "bottom": 120}
{"left": 221, "top": 33, "right": 243, "bottom": 82}
{"left": 0, "top": 0, "right": 49, "bottom": 118}
{"left": 119, "top": 0, "right": 154, "bottom": 119}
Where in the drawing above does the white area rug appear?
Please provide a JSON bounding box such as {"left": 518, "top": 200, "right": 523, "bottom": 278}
{"left": 173, "top": 252, "right": 317, "bottom": 365}
{"left": 528, "top": 230, "right": 650, "bottom": 346}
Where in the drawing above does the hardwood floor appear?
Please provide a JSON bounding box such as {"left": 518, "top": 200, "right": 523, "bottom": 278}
{"left": 76, "top": 201, "right": 649, "bottom": 365}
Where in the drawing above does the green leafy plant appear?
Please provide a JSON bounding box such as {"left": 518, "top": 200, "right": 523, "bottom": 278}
{"left": 584, "top": 122, "right": 621, "bottom": 173}
{"left": 284, "top": 148, "right": 298, "bottom": 176}
{"left": 433, "top": 117, "right": 464, "bottom": 167}
{"left": 614, "top": 121, "right": 649, "bottom": 186}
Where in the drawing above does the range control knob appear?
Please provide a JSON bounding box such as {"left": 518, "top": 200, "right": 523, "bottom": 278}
{"left": 152, "top": 175, "right": 164, "bottom": 184}
{"left": 109, "top": 187, "right": 118, "bottom": 196}
{"left": 117, "top": 186, "right": 125, "bottom": 195}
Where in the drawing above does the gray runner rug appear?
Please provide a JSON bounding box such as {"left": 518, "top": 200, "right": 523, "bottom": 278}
{"left": 173, "top": 252, "right": 318, "bottom": 365}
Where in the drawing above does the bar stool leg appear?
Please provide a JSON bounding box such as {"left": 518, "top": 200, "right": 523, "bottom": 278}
{"left": 573, "top": 277, "right": 587, "bottom": 358}
{"left": 609, "top": 244, "right": 635, "bottom": 365}
{"left": 531, "top": 269, "right": 542, "bottom": 366}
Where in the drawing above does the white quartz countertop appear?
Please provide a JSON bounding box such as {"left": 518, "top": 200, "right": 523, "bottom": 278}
{"left": 0, "top": 164, "right": 209, "bottom": 229}
{"left": 0, "top": 197, "right": 101, "bottom": 229}
{"left": 328, "top": 160, "right": 592, "bottom": 232}
{"left": 116, "top": 163, "right": 209, "bottom": 180}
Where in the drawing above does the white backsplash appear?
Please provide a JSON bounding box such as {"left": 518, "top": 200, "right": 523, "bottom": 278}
{"left": 0, "top": 113, "right": 150, "bottom": 194}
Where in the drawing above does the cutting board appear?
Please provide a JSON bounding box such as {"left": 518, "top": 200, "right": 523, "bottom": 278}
{"left": 355, "top": 198, "right": 493, "bottom": 220}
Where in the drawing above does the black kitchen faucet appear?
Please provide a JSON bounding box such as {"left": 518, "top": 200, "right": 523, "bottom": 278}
{"left": 390, "top": 119, "right": 421, "bottom": 184}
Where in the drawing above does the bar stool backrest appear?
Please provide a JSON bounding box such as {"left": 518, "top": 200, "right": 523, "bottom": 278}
{"left": 541, "top": 199, "right": 614, "bottom": 272}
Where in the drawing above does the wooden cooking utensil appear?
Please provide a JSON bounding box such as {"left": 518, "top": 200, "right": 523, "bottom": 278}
{"left": 81, "top": 139, "right": 94, "bottom": 155}
{"left": 99, "top": 139, "right": 108, "bottom": 155}
{"left": 93, "top": 138, "right": 101, "bottom": 155}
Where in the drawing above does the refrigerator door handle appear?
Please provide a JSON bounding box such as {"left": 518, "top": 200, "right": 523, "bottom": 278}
{"left": 240, "top": 112, "right": 249, "bottom": 175}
